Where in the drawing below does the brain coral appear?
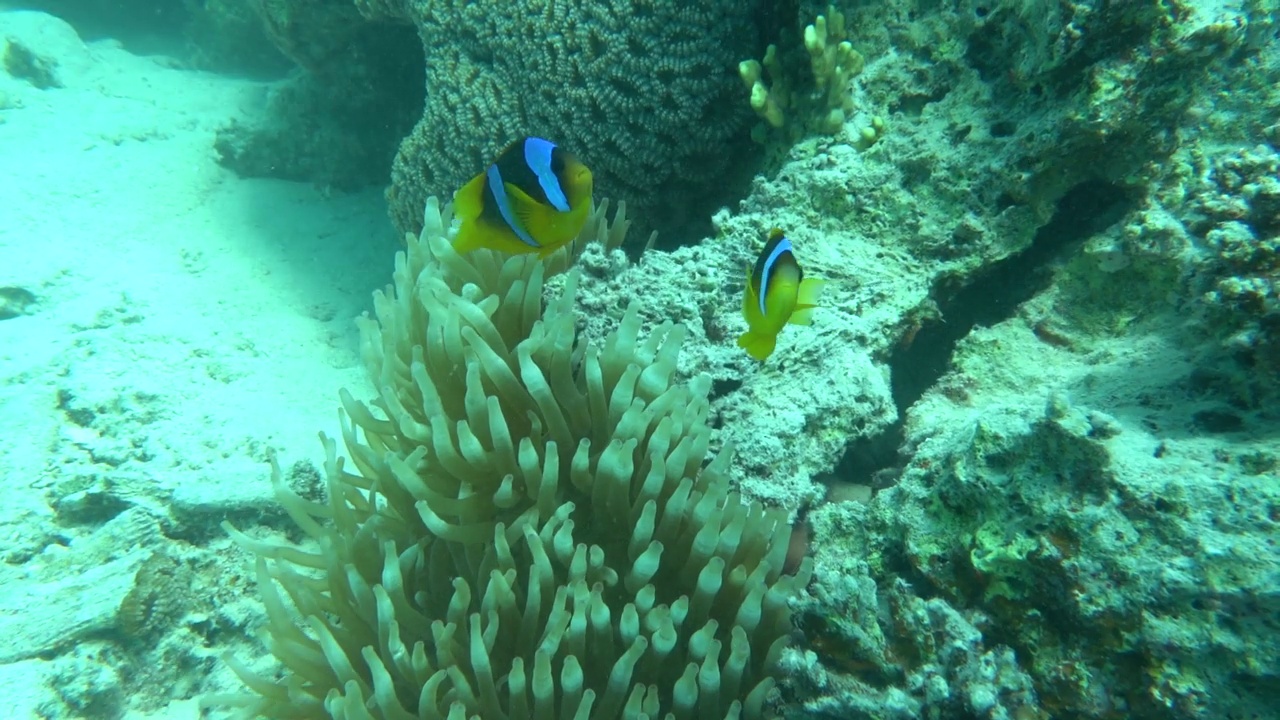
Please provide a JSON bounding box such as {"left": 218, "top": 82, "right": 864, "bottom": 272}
{"left": 376, "top": 0, "right": 766, "bottom": 246}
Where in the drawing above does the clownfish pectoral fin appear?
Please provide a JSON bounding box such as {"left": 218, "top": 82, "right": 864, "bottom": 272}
{"left": 788, "top": 307, "right": 816, "bottom": 326}
{"left": 453, "top": 220, "right": 508, "bottom": 255}
{"left": 451, "top": 222, "right": 481, "bottom": 254}
{"left": 450, "top": 174, "right": 490, "bottom": 254}
{"left": 797, "top": 277, "right": 825, "bottom": 306}
{"left": 536, "top": 234, "right": 574, "bottom": 258}
{"left": 737, "top": 330, "right": 777, "bottom": 361}
{"left": 787, "top": 278, "right": 826, "bottom": 326}
{"left": 507, "top": 182, "right": 551, "bottom": 248}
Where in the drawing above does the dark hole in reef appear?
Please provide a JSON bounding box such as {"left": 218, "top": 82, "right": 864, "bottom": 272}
{"left": 838, "top": 179, "right": 1134, "bottom": 487}
{"left": 1231, "top": 670, "right": 1280, "bottom": 710}
{"left": 899, "top": 156, "right": 934, "bottom": 190}
{"left": 1190, "top": 356, "right": 1259, "bottom": 410}
{"left": 1192, "top": 408, "right": 1245, "bottom": 433}
{"left": 990, "top": 120, "right": 1017, "bottom": 137}
{"left": 964, "top": 20, "right": 1006, "bottom": 83}
{"left": 892, "top": 179, "right": 1133, "bottom": 414}
{"left": 894, "top": 88, "right": 950, "bottom": 117}
{"left": 800, "top": 610, "right": 906, "bottom": 687}
{"left": 710, "top": 377, "right": 743, "bottom": 401}
{"left": 829, "top": 430, "right": 903, "bottom": 491}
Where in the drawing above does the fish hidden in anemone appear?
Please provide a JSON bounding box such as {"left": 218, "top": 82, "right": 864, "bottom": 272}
{"left": 452, "top": 136, "right": 594, "bottom": 258}
{"left": 738, "top": 228, "right": 825, "bottom": 361}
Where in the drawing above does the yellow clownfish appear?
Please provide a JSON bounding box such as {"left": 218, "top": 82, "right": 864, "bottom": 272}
{"left": 452, "top": 136, "right": 594, "bottom": 257}
{"left": 738, "top": 228, "right": 825, "bottom": 361}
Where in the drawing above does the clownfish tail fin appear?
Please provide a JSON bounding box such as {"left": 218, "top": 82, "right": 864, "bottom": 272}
{"left": 737, "top": 330, "right": 777, "bottom": 361}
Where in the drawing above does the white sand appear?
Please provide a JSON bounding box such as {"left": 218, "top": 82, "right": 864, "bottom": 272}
{"left": 0, "top": 10, "right": 397, "bottom": 718}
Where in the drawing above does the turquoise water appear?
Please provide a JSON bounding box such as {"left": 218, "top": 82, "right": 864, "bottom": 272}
{"left": 0, "top": 2, "right": 1276, "bottom": 719}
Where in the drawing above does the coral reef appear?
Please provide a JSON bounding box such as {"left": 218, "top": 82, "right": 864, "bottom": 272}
{"left": 547, "top": 1, "right": 1280, "bottom": 718}
{"left": 812, "top": 319, "right": 1280, "bottom": 718}
{"left": 784, "top": 560, "right": 1041, "bottom": 720}
{"left": 706, "top": 2, "right": 1280, "bottom": 718}
{"left": 1183, "top": 142, "right": 1280, "bottom": 404}
{"left": 220, "top": 200, "right": 812, "bottom": 718}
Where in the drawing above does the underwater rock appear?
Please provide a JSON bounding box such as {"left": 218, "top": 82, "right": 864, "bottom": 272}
{"left": 801, "top": 310, "right": 1280, "bottom": 719}
{"left": 0, "top": 550, "right": 141, "bottom": 664}
{"left": 784, "top": 556, "right": 1044, "bottom": 719}
{"left": 3, "top": 38, "right": 60, "bottom": 89}
{"left": 211, "top": 0, "right": 421, "bottom": 190}
{"left": 0, "top": 285, "right": 36, "bottom": 319}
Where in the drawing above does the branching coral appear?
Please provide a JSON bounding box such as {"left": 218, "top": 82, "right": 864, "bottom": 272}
{"left": 739, "top": 5, "right": 883, "bottom": 144}
{"left": 218, "top": 199, "right": 811, "bottom": 719}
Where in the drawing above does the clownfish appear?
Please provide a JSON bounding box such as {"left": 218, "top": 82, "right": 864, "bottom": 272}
{"left": 738, "top": 228, "right": 825, "bottom": 361}
{"left": 452, "top": 136, "right": 594, "bottom": 257}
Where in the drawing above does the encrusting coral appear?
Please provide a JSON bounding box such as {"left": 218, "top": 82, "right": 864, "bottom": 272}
{"left": 218, "top": 198, "right": 812, "bottom": 719}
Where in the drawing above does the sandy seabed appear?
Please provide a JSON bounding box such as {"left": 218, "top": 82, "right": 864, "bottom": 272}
{"left": 1, "top": 10, "right": 398, "bottom": 718}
